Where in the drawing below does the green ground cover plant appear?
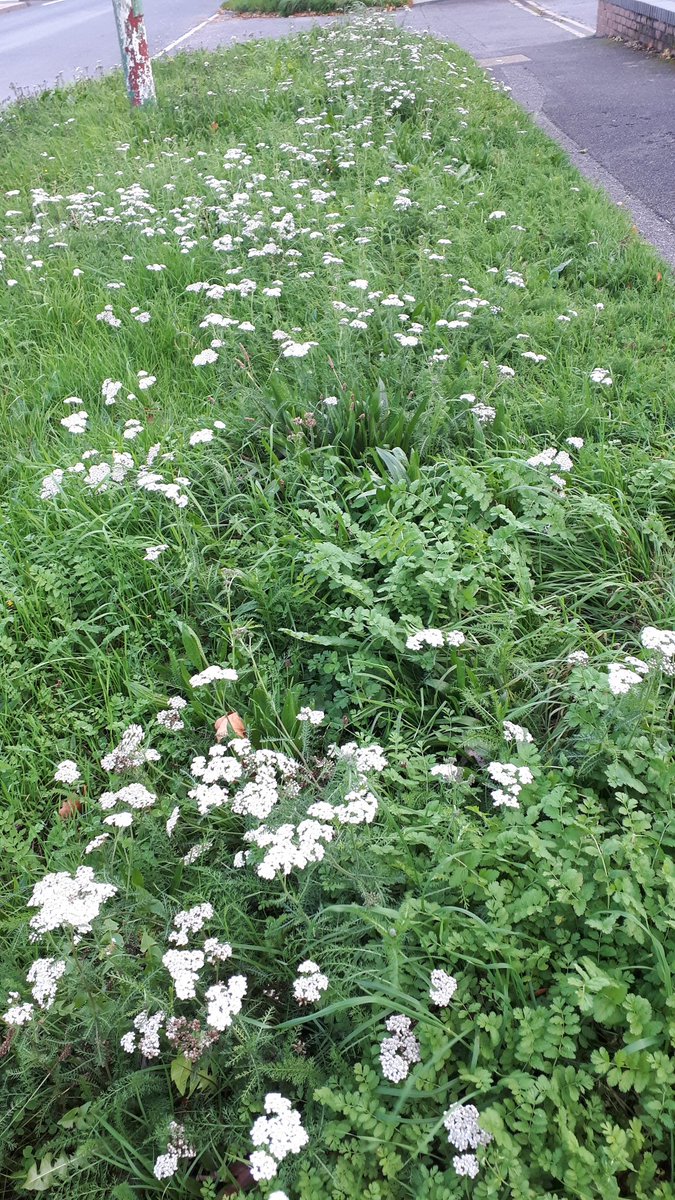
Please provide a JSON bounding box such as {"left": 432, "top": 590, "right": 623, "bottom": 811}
{"left": 222, "top": 0, "right": 407, "bottom": 20}
{"left": 0, "top": 16, "right": 674, "bottom": 1200}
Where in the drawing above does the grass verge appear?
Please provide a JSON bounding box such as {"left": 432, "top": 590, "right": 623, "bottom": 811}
{"left": 1, "top": 16, "right": 674, "bottom": 1200}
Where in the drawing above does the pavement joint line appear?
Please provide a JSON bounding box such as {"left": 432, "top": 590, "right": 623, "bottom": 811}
{"left": 479, "top": 52, "right": 532, "bottom": 64}
{"left": 152, "top": 11, "right": 221, "bottom": 59}
{"left": 505, "top": 0, "right": 595, "bottom": 35}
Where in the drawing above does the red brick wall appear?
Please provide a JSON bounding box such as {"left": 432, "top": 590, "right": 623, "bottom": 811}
{"left": 597, "top": 0, "right": 675, "bottom": 50}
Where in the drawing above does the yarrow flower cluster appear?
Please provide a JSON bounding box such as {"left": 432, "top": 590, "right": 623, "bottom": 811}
{"left": 249, "top": 1093, "right": 309, "bottom": 1182}
{"left": 53, "top": 759, "right": 80, "bottom": 784}
{"left": 443, "top": 1103, "right": 492, "bottom": 1180}
{"left": 189, "top": 739, "right": 298, "bottom": 820}
{"left": 293, "top": 960, "right": 329, "bottom": 1004}
{"left": 429, "top": 968, "right": 458, "bottom": 1007}
{"left": 607, "top": 661, "right": 648, "bottom": 696}
{"left": 242, "top": 819, "right": 334, "bottom": 880}
{"left": 487, "top": 761, "right": 534, "bottom": 809}
{"left": 27, "top": 866, "right": 117, "bottom": 940}
{"left": 204, "top": 975, "right": 247, "bottom": 1030}
{"left": 121, "top": 1009, "right": 165, "bottom": 1059}
{"left": 406, "top": 628, "right": 465, "bottom": 651}
{"left": 27, "top": 958, "right": 67, "bottom": 1009}
{"left": 101, "top": 724, "right": 160, "bottom": 773}
{"left": 590, "top": 367, "right": 612, "bottom": 385}
{"left": 156, "top": 696, "right": 187, "bottom": 730}
{"left": 169, "top": 903, "right": 214, "bottom": 945}
{"left": 162, "top": 949, "right": 205, "bottom": 1000}
{"left": 503, "top": 720, "right": 533, "bottom": 745}
{"left": 640, "top": 626, "right": 675, "bottom": 675}
{"left": 100, "top": 778, "right": 156, "bottom": 812}
{"left": 379, "top": 1014, "right": 421, "bottom": 1082}
{"left": 430, "top": 761, "right": 462, "bottom": 782}
{"left": 297, "top": 706, "right": 325, "bottom": 726}
{"left": 189, "top": 665, "right": 239, "bottom": 688}
{"left": 153, "top": 1122, "right": 196, "bottom": 1181}
{"left": 308, "top": 786, "right": 378, "bottom": 826}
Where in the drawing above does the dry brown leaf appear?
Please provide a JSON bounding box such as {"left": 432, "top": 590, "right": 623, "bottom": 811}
{"left": 58, "top": 797, "right": 82, "bottom": 820}
{"left": 214, "top": 711, "right": 246, "bottom": 741}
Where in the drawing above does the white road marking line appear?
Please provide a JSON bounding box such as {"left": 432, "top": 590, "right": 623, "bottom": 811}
{"left": 42, "top": 1, "right": 66, "bottom": 6}
{"left": 153, "top": 11, "right": 220, "bottom": 59}
{"left": 506, "top": 0, "right": 593, "bottom": 36}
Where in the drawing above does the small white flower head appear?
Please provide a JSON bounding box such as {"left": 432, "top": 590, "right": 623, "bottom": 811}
{"left": 169, "top": 902, "right": 214, "bottom": 946}
{"left": 471, "top": 402, "right": 496, "bottom": 424}
{"left": 487, "top": 761, "right": 533, "bottom": 809}
{"left": 40, "top": 469, "right": 64, "bottom": 500}
{"left": 121, "top": 1010, "right": 165, "bottom": 1059}
{"left": 443, "top": 1103, "right": 492, "bottom": 1152}
{"left": 297, "top": 706, "right": 325, "bottom": 726}
{"left": 429, "top": 969, "right": 458, "bottom": 1007}
{"left": 430, "top": 762, "right": 462, "bottom": 782}
{"left": 503, "top": 720, "right": 533, "bottom": 745}
{"left": 590, "top": 367, "right": 612, "bottom": 385}
{"left": 3, "top": 1000, "right": 34, "bottom": 1026}
{"left": 26, "top": 958, "right": 66, "bottom": 1009}
{"left": 60, "top": 410, "right": 88, "bottom": 435}
{"left": 102, "top": 378, "right": 123, "bottom": 405}
{"left": 101, "top": 724, "right": 158, "bottom": 773}
{"left": 269, "top": 1192, "right": 290, "bottom": 1200}
{"left": 566, "top": 436, "right": 584, "bottom": 449}
{"left": 249, "top": 1093, "right": 309, "bottom": 1178}
{"left": 27, "top": 866, "right": 117, "bottom": 940}
{"left": 152, "top": 1119, "right": 196, "bottom": 1179}
{"left": 567, "top": 649, "right": 590, "bottom": 665}
{"left": 157, "top": 697, "right": 187, "bottom": 732}
{"left": 189, "top": 665, "right": 238, "bottom": 688}
{"left": 103, "top": 811, "right": 134, "bottom": 828}
{"left": 244, "top": 819, "right": 333, "bottom": 879}
{"left": 205, "top": 975, "right": 247, "bottom": 1030}
{"left": 153, "top": 1149, "right": 179, "bottom": 1181}
{"left": 293, "top": 960, "right": 329, "bottom": 1005}
{"left": 607, "top": 663, "right": 644, "bottom": 696}
{"left": 193, "top": 348, "right": 218, "bottom": 366}
{"left": 204, "top": 938, "right": 233, "bottom": 964}
{"left": 249, "top": 1151, "right": 278, "bottom": 1182}
{"left": 379, "top": 1014, "right": 421, "bottom": 1082}
{"left": 189, "top": 428, "right": 214, "bottom": 446}
{"left": 453, "top": 1153, "right": 480, "bottom": 1178}
{"left": 137, "top": 371, "right": 156, "bottom": 391}
{"left": 54, "top": 759, "right": 80, "bottom": 785}
{"left": 166, "top": 806, "right": 180, "bottom": 837}
{"left": 144, "top": 544, "right": 168, "bottom": 561}
{"left": 84, "top": 833, "right": 110, "bottom": 855}
{"left": 162, "top": 949, "right": 205, "bottom": 1000}
{"left": 640, "top": 626, "right": 675, "bottom": 675}
{"left": 99, "top": 783, "right": 156, "bottom": 812}
{"left": 406, "top": 629, "right": 465, "bottom": 651}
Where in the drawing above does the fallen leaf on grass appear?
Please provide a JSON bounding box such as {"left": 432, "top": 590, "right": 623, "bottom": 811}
{"left": 215, "top": 711, "right": 246, "bottom": 741}
{"left": 58, "top": 797, "right": 82, "bottom": 820}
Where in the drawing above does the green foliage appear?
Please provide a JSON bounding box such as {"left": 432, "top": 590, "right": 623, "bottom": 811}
{"left": 0, "top": 16, "right": 674, "bottom": 1200}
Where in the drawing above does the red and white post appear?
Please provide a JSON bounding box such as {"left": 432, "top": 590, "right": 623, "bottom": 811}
{"left": 111, "top": 0, "right": 156, "bottom": 107}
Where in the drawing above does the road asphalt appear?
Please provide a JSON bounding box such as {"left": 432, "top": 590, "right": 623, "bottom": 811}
{"left": 0, "top": 0, "right": 673, "bottom": 265}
